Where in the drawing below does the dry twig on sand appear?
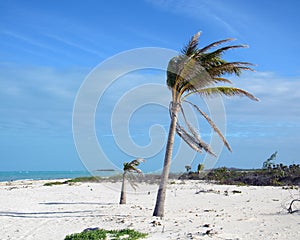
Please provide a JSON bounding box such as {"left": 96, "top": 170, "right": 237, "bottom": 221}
{"left": 287, "top": 199, "right": 300, "bottom": 213}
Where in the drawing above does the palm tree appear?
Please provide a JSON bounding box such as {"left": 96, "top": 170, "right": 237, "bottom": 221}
{"left": 153, "top": 32, "right": 259, "bottom": 217}
{"left": 185, "top": 165, "right": 192, "bottom": 173}
{"left": 120, "top": 158, "right": 145, "bottom": 204}
{"left": 197, "top": 163, "right": 204, "bottom": 175}
{"left": 262, "top": 151, "right": 278, "bottom": 170}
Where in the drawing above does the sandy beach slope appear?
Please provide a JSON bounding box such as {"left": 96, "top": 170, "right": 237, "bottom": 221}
{"left": 0, "top": 179, "right": 299, "bottom": 239}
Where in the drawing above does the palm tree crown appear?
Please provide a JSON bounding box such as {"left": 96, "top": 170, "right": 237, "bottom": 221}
{"left": 167, "top": 32, "right": 258, "bottom": 155}
{"left": 123, "top": 158, "right": 145, "bottom": 175}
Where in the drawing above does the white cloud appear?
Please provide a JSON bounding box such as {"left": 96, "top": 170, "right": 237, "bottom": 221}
{"left": 224, "top": 71, "right": 300, "bottom": 122}
{"left": 0, "top": 63, "right": 87, "bottom": 134}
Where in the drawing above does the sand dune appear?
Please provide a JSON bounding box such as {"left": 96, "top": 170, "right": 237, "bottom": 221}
{"left": 0, "top": 179, "right": 299, "bottom": 239}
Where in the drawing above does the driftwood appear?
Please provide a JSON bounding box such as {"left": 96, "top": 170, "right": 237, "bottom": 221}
{"left": 287, "top": 199, "right": 300, "bottom": 214}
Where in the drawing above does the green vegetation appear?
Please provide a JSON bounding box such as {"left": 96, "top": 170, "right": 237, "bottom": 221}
{"left": 43, "top": 160, "right": 300, "bottom": 187}
{"left": 179, "top": 163, "right": 300, "bottom": 186}
{"left": 64, "top": 228, "right": 147, "bottom": 240}
{"left": 43, "top": 181, "right": 65, "bottom": 186}
{"left": 66, "top": 176, "right": 102, "bottom": 183}
{"left": 43, "top": 176, "right": 103, "bottom": 186}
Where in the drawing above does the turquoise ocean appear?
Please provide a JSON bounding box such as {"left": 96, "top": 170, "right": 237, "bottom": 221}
{"left": 0, "top": 171, "right": 97, "bottom": 182}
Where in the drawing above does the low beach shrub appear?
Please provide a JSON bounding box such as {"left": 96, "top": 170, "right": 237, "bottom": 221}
{"left": 43, "top": 176, "right": 103, "bottom": 186}
{"left": 64, "top": 228, "right": 147, "bottom": 240}
{"left": 66, "top": 176, "right": 102, "bottom": 183}
{"left": 43, "top": 181, "right": 65, "bottom": 186}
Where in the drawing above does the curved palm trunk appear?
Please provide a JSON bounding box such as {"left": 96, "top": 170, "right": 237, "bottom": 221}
{"left": 153, "top": 102, "right": 179, "bottom": 217}
{"left": 119, "top": 172, "right": 126, "bottom": 204}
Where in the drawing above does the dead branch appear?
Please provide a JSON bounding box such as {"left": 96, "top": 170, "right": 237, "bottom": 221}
{"left": 287, "top": 199, "right": 300, "bottom": 214}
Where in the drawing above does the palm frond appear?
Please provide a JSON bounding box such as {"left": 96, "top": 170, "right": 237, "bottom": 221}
{"left": 197, "top": 38, "right": 235, "bottom": 54}
{"left": 130, "top": 158, "right": 145, "bottom": 166}
{"left": 179, "top": 104, "right": 205, "bottom": 147}
{"left": 181, "top": 32, "right": 201, "bottom": 56}
{"left": 176, "top": 123, "right": 202, "bottom": 153}
{"left": 176, "top": 57, "right": 213, "bottom": 90}
{"left": 167, "top": 57, "right": 215, "bottom": 100}
{"left": 207, "top": 61, "right": 254, "bottom": 77}
{"left": 180, "top": 57, "right": 200, "bottom": 80}
{"left": 126, "top": 166, "right": 143, "bottom": 175}
{"left": 183, "top": 100, "right": 232, "bottom": 152}
{"left": 174, "top": 59, "right": 218, "bottom": 97}
{"left": 126, "top": 172, "right": 139, "bottom": 190}
{"left": 176, "top": 123, "right": 216, "bottom": 156}
{"left": 166, "top": 56, "right": 180, "bottom": 89}
{"left": 198, "top": 45, "right": 248, "bottom": 60}
{"left": 184, "top": 86, "right": 259, "bottom": 101}
{"left": 212, "top": 77, "right": 233, "bottom": 84}
{"left": 123, "top": 158, "right": 145, "bottom": 174}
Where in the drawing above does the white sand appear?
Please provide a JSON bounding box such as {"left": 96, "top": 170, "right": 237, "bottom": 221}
{"left": 0, "top": 179, "right": 299, "bottom": 240}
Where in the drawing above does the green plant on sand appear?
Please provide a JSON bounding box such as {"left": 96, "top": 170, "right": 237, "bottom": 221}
{"left": 64, "top": 228, "right": 147, "bottom": 240}
{"left": 43, "top": 181, "right": 65, "bottom": 186}
{"left": 43, "top": 176, "right": 102, "bottom": 186}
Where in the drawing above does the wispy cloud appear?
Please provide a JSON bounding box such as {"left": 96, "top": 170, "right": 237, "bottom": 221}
{"left": 224, "top": 72, "right": 300, "bottom": 121}
{"left": 44, "top": 34, "right": 104, "bottom": 58}
{"left": 146, "top": 0, "right": 240, "bottom": 36}
{"left": 1, "top": 30, "right": 105, "bottom": 64}
{"left": 2, "top": 31, "right": 58, "bottom": 52}
{"left": 0, "top": 63, "right": 87, "bottom": 135}
{"left": 1, "top": 31, "right": 80, "bottom": 64}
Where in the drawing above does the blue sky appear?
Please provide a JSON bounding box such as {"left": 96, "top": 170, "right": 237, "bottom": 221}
{"left": 1, "top": 0, "right": 300, "bottom": 172}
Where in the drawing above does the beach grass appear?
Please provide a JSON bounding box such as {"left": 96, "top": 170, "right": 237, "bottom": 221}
{"left": 66, "top": 176, "right": 104, "bottom": 183}
{"left": 43, "top": 181, "right": 66, "bottom": 186}
{"left": 43, "top": 176, "right": 104, "bottom": 186}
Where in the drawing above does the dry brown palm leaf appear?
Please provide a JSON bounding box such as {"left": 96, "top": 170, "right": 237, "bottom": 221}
{"left": 179, "top": 104, "right": 204, "bottom": 145}
{"left": 183, "top": 100, "right": 232, "bottom": 152}
{"left": 176, "top": 123, "right": 216, "bottom": 156}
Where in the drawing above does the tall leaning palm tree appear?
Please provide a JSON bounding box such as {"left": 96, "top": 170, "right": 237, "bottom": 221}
{"left": 153, "top": 32, "right": 259, "bottom": 217}
{"left": 120, "top": 158, "right": 145, "bottom": 204}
